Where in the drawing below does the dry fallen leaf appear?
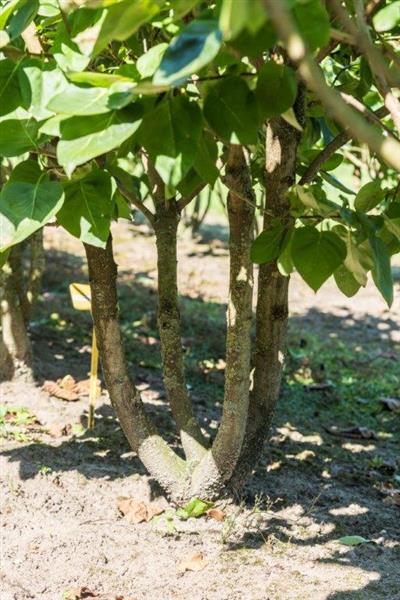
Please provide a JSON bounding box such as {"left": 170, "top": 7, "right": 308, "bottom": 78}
{"left": 380, "top": 397, "right": 400, "bottom": 413}
{"left": 206, "top": 507, "right": 226, "bottom": 522}
{"left": 43, "top": 375, "right": 100, "bottom": 401}
{"left": 64, "top": 587, "right": 99, "bottom": 599}
{"left": 116, "top": 496, "right": 165, "bottom": 523}
{"left": 43, "top": 380, "right": 79, "bottom": 402}
{"left": 177, "top": 552, "right": 207, "bottom": 573}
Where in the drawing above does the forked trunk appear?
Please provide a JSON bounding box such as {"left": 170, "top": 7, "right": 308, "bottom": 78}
{"left": 84, "top": 238, "right": 188, "bottom": 499}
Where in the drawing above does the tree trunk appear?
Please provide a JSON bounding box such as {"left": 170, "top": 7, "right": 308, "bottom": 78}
{"left": 190, "top": 145, "right": 255, "bottom": 497}
{"left": 84, "top": 237, "right": 188, "bottom": 499}
{"left": 151, "top": 165, "right": 208, "bottom": 465}
{"left": 0, "top": 248, "right": 33, "bottom": 382}
{"left": 8, "top": 230, "right": 44, "bottom": 324}
{"left": 230, "top": 98, "right": 304, "bottom": 491}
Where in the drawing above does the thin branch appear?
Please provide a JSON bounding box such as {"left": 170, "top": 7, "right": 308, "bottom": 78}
{"left": 353, "top": 0, "right": 400, "bottom": 134}
{"left": 327, "top": 0, "right": 399, "bottom": 88}
{"left": 340, "top": 95, "right": 394, "bottom": 135}
{"left": 115, "top": 179, "right": 155, "bottom": 226}
{"left": 263, "top": 0, "right": 400, "bottom": 173}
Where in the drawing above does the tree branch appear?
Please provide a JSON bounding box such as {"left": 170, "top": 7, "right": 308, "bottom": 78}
{"left": 263, "top": 0, "right": 400, "bottom": 173}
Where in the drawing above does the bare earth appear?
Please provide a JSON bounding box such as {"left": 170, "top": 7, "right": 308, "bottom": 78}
{"left": 1, "top": 221, "right": 399, "bottom": 600}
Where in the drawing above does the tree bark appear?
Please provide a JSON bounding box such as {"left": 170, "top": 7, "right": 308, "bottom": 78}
{"left": 0, "top": 248, "right": 33, "bottom": 382}
{"left": 84, "top": 237, "right": 188, "bottom": 499}
{"left": 190, "top": 145, "right": 255, "bottom": 497}
{"left": 8, "top": 231, "right": 44, "bottom": 325}
{"left": 149, "top": 162, "right": 207, "bottom": 465}
{"left": 230, "top": 100, "right": 304, "bottom": 491}
{"left": 154, "top": 204, "right": 208, "bottom": 464}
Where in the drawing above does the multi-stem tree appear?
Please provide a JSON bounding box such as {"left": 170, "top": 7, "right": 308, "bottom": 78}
{"left": 0, "top": 0, "right": 399, "bottom": 500}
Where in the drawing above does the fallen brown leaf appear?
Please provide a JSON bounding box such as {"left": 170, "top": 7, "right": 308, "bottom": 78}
{"left": 206, "top": 507, "right": 226, "bottom": 522}
{"left": 64, "top": 587, "right": 99, "bottom": 599}
{"left": 43, "top": 375, "right": 100, "bottom": 401}
{"left": 177, "top": 552, "right": 207, "bottom": 573}
{"left": 325, "top": 426, "right": 377, "bottom": 440}
{"left": 43, "top": 380, "right": 79, "bottom": 402}
{"left": 116, "top": 496, "right": 165, "bottom": 524}
{"left": 380, "top": 397, "right": 400, "bottom": 413}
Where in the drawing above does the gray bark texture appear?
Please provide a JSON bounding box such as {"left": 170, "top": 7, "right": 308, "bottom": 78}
{"left": 230, "top": 92, "right": 304, "bottom": 491}
{"left": 153, "top": 197, "right": 208, "bottom": 465}
{"left": 190, "top": 145, "right": 255, "bottom": 498}
{"left": 84, "top": 238, "right": 188, "bottom": 500}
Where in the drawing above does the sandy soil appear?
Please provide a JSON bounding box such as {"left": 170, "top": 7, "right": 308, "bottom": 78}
{"left": 1, "top": 221, "right": 399, "bottom": 600}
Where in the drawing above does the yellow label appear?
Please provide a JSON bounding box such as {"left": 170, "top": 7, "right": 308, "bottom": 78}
{"left": 69, "top": 283, "right": 91, "bottom": 311}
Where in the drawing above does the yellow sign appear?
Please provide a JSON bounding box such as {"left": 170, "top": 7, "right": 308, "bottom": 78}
{"left": 69, "top": 283, "right": 92, "bottom": 311}
{"left": 69, "top": 282, "right": 99, "bottom": 429}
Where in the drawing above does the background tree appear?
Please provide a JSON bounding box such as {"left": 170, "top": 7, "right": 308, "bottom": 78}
{"left": 0, "top": 0, "right": 399, "bottom": 500}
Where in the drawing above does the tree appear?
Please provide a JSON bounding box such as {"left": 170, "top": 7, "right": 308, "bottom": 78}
{"left": 0, "top": 0, "right": 399, "bottom": 500}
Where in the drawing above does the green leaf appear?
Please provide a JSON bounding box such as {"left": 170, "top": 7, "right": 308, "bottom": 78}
{"left": 57, "top": 169, "right": 114, "bottom": 247}
{"left": 204, "top": 76, "right": 259, "bottom": 145}
{"left": 0, "top": 0, "right": 29, "bottom": 29}
{"left": 19, "top": 59, "right": 69, "bottom": 120}
{"left": 170, "top": 0, "right": 198, "bottom": 19}
{"left": 48, "top": 84, "right": 112, "bottom": 115}
{"left": 336, "top": 536, "right": 371, "bottom": 546}
{"left": 295, "top": 185, "right": 337, "bottom": 216}
{"left": 153, "top": 20, "right": 222, "bottom": 87}
{"left": 139, "top": 95, "right": 202, "bottom": 187}
{"left": 293, "top": 0, "right": 330, "bottom": 51}
{"left": 228, "top": 20, "right": 277, "bottom": 58}
{"left": 57, "top": 105, "right": 143, "bottom": 176}
{"left": 192, "top": 131, "right": 218, "bottom": 185}
{"left": 292, "top": 227, "right": 347, "bottom": 291}
{"left": 383, "top": 214, "right": 400, "bottom": 240}
{"left": 334, "top": 265, "right": 361, "bottom": 298}
{"left": 52, "top": 22, "right": 90, "bottom": 73}
{"left": 256, "top": 62, "right": 297, "bottom": 120}
{"left": 6, "top": 0, "right": 38, "bottom": 41}
{"left": 369, "top": 236, "right": 393, "bottom": 307}
{"left": 67, "top": 71, "right": 130, "bottom": 87}
{"left": 93, "top": 0, "right": 162, "bottom": 55}
{"left": 354, "top": 181, "right": 384, "bottom": 213}
{"left": 137, "top": 43, "right": 168, "bottom": 79}
{"left": 0, "top": 118, "right": 39, "bottom": 156}
{"left": 373, "top": 1, "right": 400, "bottom": 32}
{"left": 0, "top": 160, "right": 64, "bottom": 250}
{"left": 0, "top": 59, "right": 24, "bottom": 117}
{"left": 320, "top": 171, "right": 356, "bottom": 195}
{"left": 343, "top": 234, "right": 369, "bottom": 286}
{"left": 219, "top": 0, "right": 265, "bottom": 40}
{"left": 251, "top": 224, "right": 287, "bottom": 264}
{"left": 176, "top": 497, "right": 213, "bottom": 520}
{"left": 38, "top": 0, "right": 59, "bottom": 17}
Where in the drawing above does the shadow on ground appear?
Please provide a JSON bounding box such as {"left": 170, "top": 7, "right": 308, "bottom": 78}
{"left": 2, "top": 234, "right": 399, "bottom": 600}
